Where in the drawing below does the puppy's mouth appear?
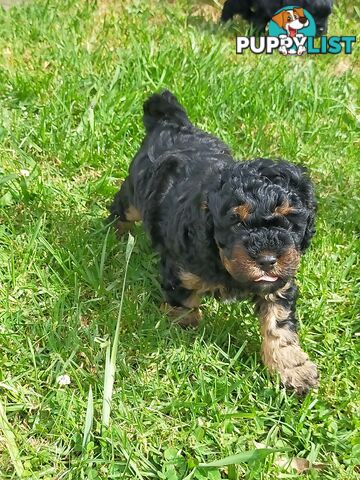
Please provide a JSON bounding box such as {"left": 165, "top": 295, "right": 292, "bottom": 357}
{"left": 254, "top": 273, "right": 279, "bottom": 282}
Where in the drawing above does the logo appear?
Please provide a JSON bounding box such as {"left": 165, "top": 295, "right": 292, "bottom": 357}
{"left": 269, "top": 6, "right": 314, "bottom": 55}
{"left": 236, "top": 6, "right": 356, "bottom": 55}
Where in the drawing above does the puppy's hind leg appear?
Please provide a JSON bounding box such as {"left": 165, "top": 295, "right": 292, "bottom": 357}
{"left": 107, "top": 178, "right": 141, "bottom": 237}
{"left": 160, "top": 260, "right": 202, "bottom": 328}
{"left": 221, "top": 0, "right": 252, "bottom": 22}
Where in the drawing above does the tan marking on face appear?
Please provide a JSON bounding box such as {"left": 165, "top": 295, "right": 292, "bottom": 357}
{"left": 258, "top": 291, "right": 318, "bottom": 393}
{"left": 221, "top": 244, "right": 300, "bottom": 282}
{"left": 233, "top": 203, "right": 251, "bottom": 221}
{"left": 273, "top": 248, "right": 300, "bottom": 278}
{"left": 274, "top": 201, "right": 295, "bottom": 216}
{"left": 200, "top": 201, "right": 208, "bottom": 210}
{"left": 125, "top": 205, "right": 141, "bottom": 222}
{"left": 220, "top": 245, "right": 262, "bottom": 281}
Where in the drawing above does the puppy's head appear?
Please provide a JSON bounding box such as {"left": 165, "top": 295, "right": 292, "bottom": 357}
{"left": 207, "top": 160, "right": 316, "bottom": 292}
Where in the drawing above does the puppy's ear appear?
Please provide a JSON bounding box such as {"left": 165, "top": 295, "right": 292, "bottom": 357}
{"left": 271, "top": 10, "right": 287, "bottom": 28}
{"left": 249, "top": 158, "right": 317, "bottom": 251}
{"left": 295, "top": 164, "right": 317, "bottom": 252}
{"left": 301, "top": 204, "right": 316, "bottom": 251}
{"left": 289, "top": 168, "right": 317, "bottom": 252}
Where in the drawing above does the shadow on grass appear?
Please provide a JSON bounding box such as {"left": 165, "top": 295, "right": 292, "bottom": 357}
{"left": 5, "top": 186, "right": 332, "bottom": 392}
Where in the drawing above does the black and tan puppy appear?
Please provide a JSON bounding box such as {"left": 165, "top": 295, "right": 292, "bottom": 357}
{"left": 221, "top": 0, "right": 334, "bottom": 36}
{"left": 108, "top": 90, "right": 318, "bottom": 394}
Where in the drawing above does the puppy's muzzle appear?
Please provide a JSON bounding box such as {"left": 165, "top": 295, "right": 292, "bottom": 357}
{"left": 257, "top": 254, "right": 277, "bottom": 272}
{"left": 220, "top": 245, "right": 301, "bottom": 284}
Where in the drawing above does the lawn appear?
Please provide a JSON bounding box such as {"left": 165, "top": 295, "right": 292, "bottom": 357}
{"left": 0, "top": 0, "right": 359, "bottom": 478}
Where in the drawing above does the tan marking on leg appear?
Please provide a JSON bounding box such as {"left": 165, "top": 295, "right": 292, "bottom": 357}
{"left": 263, "top": 281, "right": 292, "bottom": 302}
{"left": 179, "top": 271, "right": 228, "bottom": 307}
{"left": 115, "top": 220, "right": 133, "bottom": 238}
{"left": 115, "top": 205, "right": 141, "bottom": 237}
{"left": 259, "top": 301, "right": 318, "bottom": 394}
{"left": 179, "top": 272, "right": 205, "bottom": 291}
{"left": 179, "top": 271, "right": 224, "bottom": 294}
{"left": 160, "top": 303, "right": 202, "bottom": 328}
{"left": 125, "top": 205, "right": 141, "bottom": 222}
{"left": 182, "top": 292, "right": 201, "bottom": 309}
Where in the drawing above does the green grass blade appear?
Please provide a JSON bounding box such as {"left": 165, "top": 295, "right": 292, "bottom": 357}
{"left": 82, "top": 385, "right": 94, "bottom": 450}
{"left": 99, "top": 227, "right": 110, "bottom": 288}
{"left": 0, "top": 173, "right": 18, "bottom": 186}
{"left": 101, "top": 233, "right": 135, "bottom": 428}
{"left": 0, "top": 399, "right": 24, "bottom": 478}
{"left": 198, "top": 448, "right": 286, "bottom": 468}
{"left": 101, "top": 342, "right": 113, "bottom": 428}
{"left": 110, "top": 232, "right": 135, "bottom": 366}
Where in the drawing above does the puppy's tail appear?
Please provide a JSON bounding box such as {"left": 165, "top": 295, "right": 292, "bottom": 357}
{"left": 143, "top": 90, "right": 190, "bottom": 132}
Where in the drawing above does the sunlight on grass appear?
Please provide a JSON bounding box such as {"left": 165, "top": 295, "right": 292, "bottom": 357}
{"left": 0, "top": 400, "right": 24, "bottom": 478}
{"left": 102, "top": 232, "right": 135, "bottom": 428}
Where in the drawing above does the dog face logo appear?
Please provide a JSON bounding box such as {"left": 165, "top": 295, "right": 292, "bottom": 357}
{"left": 268, "top": 6, "right": 316, "bottom": 55}
{"left": 236, "top": 6, "right": 356, "bottom": 56}
{"left": 272, "top": 8, "right": 309, "bottom": 37}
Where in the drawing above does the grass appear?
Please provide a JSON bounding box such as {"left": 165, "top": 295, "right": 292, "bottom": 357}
{"left": 0, "top": 0, "right": 359, "bottom": 478}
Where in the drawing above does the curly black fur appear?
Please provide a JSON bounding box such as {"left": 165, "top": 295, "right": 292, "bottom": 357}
{"left": 108, "top": 90, "right": 318, "bottom": 393}
{"left": 221, "top": 0, "right": 333, "bottom": 36}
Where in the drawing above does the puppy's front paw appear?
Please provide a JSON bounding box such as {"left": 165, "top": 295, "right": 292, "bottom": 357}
{"left": 263, "top": 341, "right": 319, "bottom": 395}
{"left": 279, "top": 46, "right": 288, "bottom": 55}
{"left": 280, "top": 357, "right": 319, "bottom": 395}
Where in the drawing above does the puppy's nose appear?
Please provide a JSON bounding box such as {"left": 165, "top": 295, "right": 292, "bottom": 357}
{"left": 299, "top": 16, "right": 308, "bottom": 24}
{"left": 257, "top": 255, "right": 277, "bottom": 271}
{"left": 317, "top": 26, "right": 326, "bottom": 35}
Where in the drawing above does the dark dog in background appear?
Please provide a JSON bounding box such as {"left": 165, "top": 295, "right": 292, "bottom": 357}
{"left": 221, "top": 0, "right": 334, "bottom": 36}
{"left": 108, "top": 90, "right": 318, "bottom": 395}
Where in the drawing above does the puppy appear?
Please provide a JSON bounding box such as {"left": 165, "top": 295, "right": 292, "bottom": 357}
{"left": 221, "top": 0, "right": 333, "bottom": 36}
{"left": 108, "top": 90, "right": 318, "bottom": 395}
